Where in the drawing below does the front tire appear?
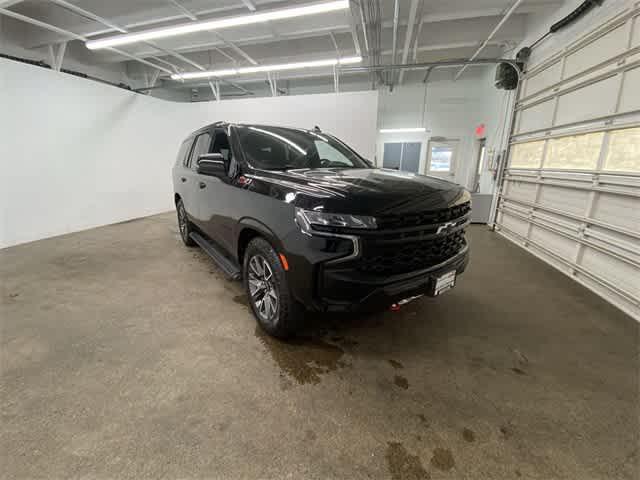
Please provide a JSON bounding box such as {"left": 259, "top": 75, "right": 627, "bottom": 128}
{"left": 176, "top": 199, "right": 196, "bottom": 247}
{"left": 243, "top": 237, "right": 302, "bottom": 338}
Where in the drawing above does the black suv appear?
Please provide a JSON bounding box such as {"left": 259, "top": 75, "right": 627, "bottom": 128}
{"left": 173, "top": 122, "right": 470, "bottom": 337}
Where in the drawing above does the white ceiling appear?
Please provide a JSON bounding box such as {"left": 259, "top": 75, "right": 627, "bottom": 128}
{"left": 1, "top": 0, "right": 566, "bottom": 94}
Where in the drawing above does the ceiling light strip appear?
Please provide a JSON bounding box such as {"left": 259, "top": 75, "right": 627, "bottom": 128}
{"left": 86, "top": 0, "right": 349, "bottom": 50}
{"left": 171, "top": 56, "right": 363, "bottom": 80}
{"left": 379, "top": 128, "right": 427, "bottom": 133}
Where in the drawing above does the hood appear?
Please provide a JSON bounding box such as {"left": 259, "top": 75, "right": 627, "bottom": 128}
{"left": 248, "top": 168, "right": 467, "bottom": 216}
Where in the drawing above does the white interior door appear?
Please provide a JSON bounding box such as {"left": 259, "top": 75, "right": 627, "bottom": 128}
{"left": 426, "top": 140, "right": 458, "bottom": 180}
{"left": 494, "top": 3, "right": 640, "bottom": 321}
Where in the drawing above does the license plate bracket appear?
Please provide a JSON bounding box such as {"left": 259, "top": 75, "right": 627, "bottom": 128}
{"left": 433, "top": 271, "right": 456, "bottom": 296}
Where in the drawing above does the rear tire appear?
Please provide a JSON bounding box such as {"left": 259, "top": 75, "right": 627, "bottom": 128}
{"left": 243, "top": 237, "right": 302, "bottom": 338}
{"left": 176, "top": 199, "right": 196, "bottom": 247}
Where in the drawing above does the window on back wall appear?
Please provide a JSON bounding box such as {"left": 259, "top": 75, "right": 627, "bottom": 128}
{"left": 605, "top": 127, "right": 640, "bottom": 172}
{"left": 510, "top": 140, "right": 544, "bottom": 169}
{"left": 382, "top": 142, "right": 421, "bottom": 173}
{"left": 545, "top": 132, "right": 604, "bottom": 170}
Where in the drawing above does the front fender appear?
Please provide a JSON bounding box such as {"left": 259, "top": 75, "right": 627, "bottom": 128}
{"left": 235, "top": 217, "right": 285, "bottom": 256}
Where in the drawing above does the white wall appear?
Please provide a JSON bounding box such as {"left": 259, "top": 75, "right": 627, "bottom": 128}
{"left": 0, "top": 59, "right": 378, "bottom": 248}
{"left": 375, "top": 71, "right": 511, "bottom": 192}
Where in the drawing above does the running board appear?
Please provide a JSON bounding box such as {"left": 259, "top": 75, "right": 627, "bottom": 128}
{"left": 189, "top": 232, "right": 241, "bottom": 280}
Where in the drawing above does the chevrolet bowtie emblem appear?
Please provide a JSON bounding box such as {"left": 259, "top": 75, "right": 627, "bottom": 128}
{"left": 436, "top": 221, "right": 456, "bottom": 235}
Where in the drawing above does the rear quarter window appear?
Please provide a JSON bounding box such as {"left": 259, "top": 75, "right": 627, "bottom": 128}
{"left": 176, "top": 138, "right": 193, "bottom": 167}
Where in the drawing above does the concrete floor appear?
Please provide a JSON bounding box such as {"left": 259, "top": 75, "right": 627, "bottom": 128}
{"left": 1, "top": 212, "right": 638, "bottom": 480}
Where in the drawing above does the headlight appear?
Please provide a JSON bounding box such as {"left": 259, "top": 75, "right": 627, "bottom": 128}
{"left": 295, "top": 207, "right": 377, "bottom": 233}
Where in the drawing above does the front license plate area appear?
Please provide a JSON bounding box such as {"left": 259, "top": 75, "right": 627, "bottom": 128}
{"left": 433, "top": 271, "right": 456, "bottom": 296}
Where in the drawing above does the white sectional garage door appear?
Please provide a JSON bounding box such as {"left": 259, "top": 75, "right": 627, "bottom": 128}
{"left": 495, "top": 5, "right": 640, "bottom": 320}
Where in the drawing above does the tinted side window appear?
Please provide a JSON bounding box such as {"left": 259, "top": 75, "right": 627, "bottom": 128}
{"left": 240, "top": 129, "right": 305, "bottom": 170}
{"left": 188, "top": 133, "right": 212, "bottom": 169}
{"left": 177, "top": 139, "right": 193, "bottom": 167}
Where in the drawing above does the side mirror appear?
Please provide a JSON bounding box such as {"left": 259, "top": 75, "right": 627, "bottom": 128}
{"left": 197, "top": 153, "right": 226, "bottom": 178}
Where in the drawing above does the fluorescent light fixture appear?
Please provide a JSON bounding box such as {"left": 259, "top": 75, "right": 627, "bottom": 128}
{"left": 171, "top": 56, "right": 362, "bottom": 80}
{"left": 86, "top": 0, "right": 349, "bottom": 50}
{"left": 379, "top": 128, "right": 427, "bottom": 133}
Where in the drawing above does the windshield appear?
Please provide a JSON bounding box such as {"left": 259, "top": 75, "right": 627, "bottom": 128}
{"left": 235, "top": 125, "right": 370, "bottom": 171}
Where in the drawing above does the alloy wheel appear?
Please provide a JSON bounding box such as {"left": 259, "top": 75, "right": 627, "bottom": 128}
{"left": 247, "top": 254, "right": 279, "bottom": 324}
{"left": 178, "top": 203, "right": 187, "bottom": 239}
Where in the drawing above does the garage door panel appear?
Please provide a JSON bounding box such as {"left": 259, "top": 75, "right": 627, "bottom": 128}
{"left": 529, "top": 225, "right": 576, "bottom": 258}
{"left": 580, "top": 247, "right": 640, "bottom": 297}
{"left": 632, "top": 15, "right": 640, "bottom": 48}
{"left": 587, "top": 226, "right": 640, "bottom": 260}
{"left": 524, "top": 61, "right": 562, "bottom": 97}
{"left": 535, "top": 209, "right": 583, "bottom": 232}
{"left": 555, "top": 75, "right": 619, "bottom": 125}
{"left": 538, "top": 185, "right": 589, "bottom": 215}
{"left": 564, "top": 24, "right": 628, "bottom": 78}
{"left": 530, "top": 244, "right": 575, "bottom": 275}
{"left": 591, "top": 193, "right": 640, "bottom": 231}
{"left": 517, "top": 100, "right": 555, "bottom": 133}
{"left": 504, "top": 180, "right": 538, "bottom": 202}
{"left": 510, "top": 140, "right": 544, "bottom": 168}
{"left": 497, "top": 6, "right": 640, "bottom": 321}
{"left": 500, "top": 211, "right": 530, "bottom": 236}
{"left": 545, "top": 132, "right": 604, "bottom": 170}
{"left": 619, "top": 67, "right": 640, "bottom": 113}
{"left": 577, "top": 274, "right": 638, "bottom": 316}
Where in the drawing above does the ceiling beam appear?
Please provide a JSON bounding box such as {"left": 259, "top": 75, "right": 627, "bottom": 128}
{"left": 346, "top": 4, "right": 361, "bottom": 56}
{"left": 389, "top": 0, "right": 399, "bottom": 85}
{"left": 48, "top": 0, "right": 127, "bottom": 32}
{"left": 164, "top": 3, "right": 260, "bottom": 67}
{"left": 454, "top": 0, "right": 524, "bottom": 80}
{"left": 166, "top": 0, "right": 197, "bottom": 21}
{"left": 70, "top": 0, "right": 559, "bottom": 44}
{"left": 213, "top": 33, "right": 259, "bottom": 65}
{"left": 240, "top": 0, "right": 257, "bottom": 11}
{"left": 0, "top": 7, "right": 176, "bottom": 74}
{"left": 43, "top": 0, "right": 202, "bottom": 72}
{"left": 329, "top": 31, "right": 341, "bottom": 57}
{"left": 380, "top": 39, "right": 505, "bottom": 56}
{"left": 398, "top": 0, "right": 419, "bottom": 85}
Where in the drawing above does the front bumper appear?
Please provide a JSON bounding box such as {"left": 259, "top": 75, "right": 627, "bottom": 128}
{"left": 316, "top": 245, "right": 469, "bottom": 312}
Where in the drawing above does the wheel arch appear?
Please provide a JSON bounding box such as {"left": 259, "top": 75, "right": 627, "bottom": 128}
{"left": 236, "top": 218, "right": 282, "bottom": 266}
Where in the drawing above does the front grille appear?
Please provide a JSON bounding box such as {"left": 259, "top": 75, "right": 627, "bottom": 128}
{"left": 357, "top": 230, "right": 466, "bottom": 276}
{"left": 377, "top": 202, "right": 471, "bottom": 230}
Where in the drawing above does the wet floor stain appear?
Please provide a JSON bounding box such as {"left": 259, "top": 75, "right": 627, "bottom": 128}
{"left": 385, "top": 442, "right": 430, "bottom": 480}
{"left": 394, "top": 375, "right": 409, "bottom": 390}
{"left": 430, "top": 448, "right": 455, "bottom": 471}
{"left": 388, "top": 359, "right": 404, "bottom": 369}
{"left": 511, "top": 367, "right": 527, "bottom": 375}
{"left": 500, "top": 423, "right": 514, "bottom": 439}
{"left": 232, "top": 294, "right": 249, "bottom": 307}
{"left": 462, "top": 428, "right": 475, "bottom": 442}
{"left": 255, "top": 327, "right": 348, "bottom": 385}
{"left": 417, "top": 414, "right": 429, "bottom": 427}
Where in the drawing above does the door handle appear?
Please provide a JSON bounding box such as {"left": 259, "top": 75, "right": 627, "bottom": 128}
{"left": 181, "top": 177, "right": 187, "bottom": 182}
{"left": 199, "top": 182, "right": 206, "bottom": 189}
